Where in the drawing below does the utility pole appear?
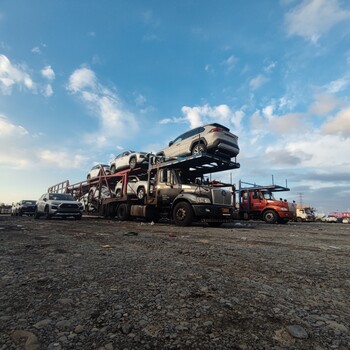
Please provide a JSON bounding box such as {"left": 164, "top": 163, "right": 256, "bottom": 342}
{"left": 298, "top": 192, "right": 303, "bottom": 207}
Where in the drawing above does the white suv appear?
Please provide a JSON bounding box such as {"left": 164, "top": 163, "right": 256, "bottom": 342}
{"left": 34, "top": 193, "right": 83, "bottom": 220}
{"left": 156, "top": 123, "right": 239, "bottom": 160}
{"left": 110, "top": 151, "right": 149, "bottom": 174}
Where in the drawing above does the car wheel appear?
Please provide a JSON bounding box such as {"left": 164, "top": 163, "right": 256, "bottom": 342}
{"left": 191, "top": 143, "right": 206, "bottom": 155}
{"left": 74, "top": 214, "right": 82, "bottom": 220}
{"left": 263, "top": 210, "right": 277, "bottom": 224}
{"left": 45, "top": 206, "right": 52, "bottom": 220}
{"left": 34, "top": 208, "right": 40, "bottom": 219}
{"left": 173, "top": 201, "right": 194, "bottom": 226}
{"left": 129, "top": 157, "right": 137, "bottom": 169}
{"left": 110, "top": 165, "right": 116, "bottom": 174}
{"left": 137, "top": 186, "right": 146, "bottom": 200}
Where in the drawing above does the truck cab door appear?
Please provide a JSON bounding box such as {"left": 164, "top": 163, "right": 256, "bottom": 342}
{"left": 250, "top": 191, "right": 265, "bottom": 211}
{"left": 157, "top": 169, "right": 181, "bottom": 205}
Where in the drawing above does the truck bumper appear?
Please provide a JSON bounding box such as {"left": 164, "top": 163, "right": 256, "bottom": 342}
{"left": 192, "top": 204, "right": 234, "bottom": 221}
{"left": 278, "top": 211, "right": 295, "bottom": 220}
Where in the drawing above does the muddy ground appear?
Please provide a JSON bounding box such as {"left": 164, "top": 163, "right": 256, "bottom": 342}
{"left": 0, "top": 215, "right": 349, "bottom": 350}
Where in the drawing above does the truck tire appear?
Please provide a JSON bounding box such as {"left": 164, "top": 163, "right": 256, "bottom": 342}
{"left": 263, "top": 210, "right": 277, "bottom": 224}
{"left": 173, "top": 201, "right": 194, "bottom": 226}
{"left": 117, "top": 203, "right": 130, "bottom": 221}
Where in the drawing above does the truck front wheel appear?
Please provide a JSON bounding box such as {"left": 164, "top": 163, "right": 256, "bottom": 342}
{"left": 173, "top": 202, "right": 194, "bottom": 226}
{"left": 263, "top": 210, "right": 277, "bottom": 224}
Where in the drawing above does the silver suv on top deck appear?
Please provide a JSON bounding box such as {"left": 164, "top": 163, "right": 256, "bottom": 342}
{"left": 156, "top": 123, "right": 239, "bottom": 160}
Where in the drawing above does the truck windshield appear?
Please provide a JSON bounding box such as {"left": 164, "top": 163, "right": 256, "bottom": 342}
{"left": 263, "top": 191, "right": 275, "bottom": 200}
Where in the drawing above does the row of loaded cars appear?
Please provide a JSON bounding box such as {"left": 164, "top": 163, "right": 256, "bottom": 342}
{"left": 87, "top": 123, "right": 240, "bottom": 179}
{"left": 13, "top": 123, "right": 241, "bottom": 220}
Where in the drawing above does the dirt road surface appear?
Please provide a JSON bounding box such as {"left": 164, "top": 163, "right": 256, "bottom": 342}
{"left": 0, "top": 215, "right": 349, "bottom": 349}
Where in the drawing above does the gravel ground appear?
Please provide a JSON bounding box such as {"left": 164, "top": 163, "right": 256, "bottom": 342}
{"left": 0, "top": 215, "right": 349, "bottom": 350}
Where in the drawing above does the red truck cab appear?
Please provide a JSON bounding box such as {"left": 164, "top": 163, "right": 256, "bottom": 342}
{"left": 237, "top": 181, "right": 296, "bottom": 224}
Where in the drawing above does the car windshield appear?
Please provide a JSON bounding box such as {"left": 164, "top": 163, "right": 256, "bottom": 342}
{"left": 24, "top": 201, "right": 36, "bottom": 205}
{"left": 49, "top": 193, "right": 74, "bottom": 201}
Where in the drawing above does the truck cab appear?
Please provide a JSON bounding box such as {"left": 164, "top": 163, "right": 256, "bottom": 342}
{"left": 147, "top": 166, "right": 234, "bottom": 226}
{"left": 295, "top": 207, "right": 315, "bottom": 222}
{"left": 237, "top": 181, "right": 295, "bottom": 224}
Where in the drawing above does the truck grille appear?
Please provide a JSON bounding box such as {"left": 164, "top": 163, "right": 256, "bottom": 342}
{"left": 211, "top": 189, "right": 232, "bottom": 205}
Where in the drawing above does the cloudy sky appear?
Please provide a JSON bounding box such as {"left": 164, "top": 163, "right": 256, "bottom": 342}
{"left": 1, "top": 0, "right": 350, "bottom": 214}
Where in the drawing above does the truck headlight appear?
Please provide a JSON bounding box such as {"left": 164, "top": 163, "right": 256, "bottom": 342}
{"left": 197, "top": 197, "right": 211, "bottom": 204}
{"left": 280, "top": 207, "right": 288, "bottom": 211}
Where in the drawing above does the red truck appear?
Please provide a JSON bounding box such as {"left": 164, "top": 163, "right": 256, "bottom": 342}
{"left": 235, "top": 180, "right": 296, "bottom": 224}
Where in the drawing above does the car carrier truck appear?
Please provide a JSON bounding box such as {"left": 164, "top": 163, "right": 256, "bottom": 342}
{"left": 235, "top": 180, "right": 296, "bottom": 224}
{"left": 48, "top": 153, "right": 240, "bottom": 226}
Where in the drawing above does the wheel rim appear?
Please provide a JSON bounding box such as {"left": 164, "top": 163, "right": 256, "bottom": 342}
{"left": 175, "top": 208, "right": 186, "bottom": 221}
{"left": 265, "top": 212, "right": 275, "bottom": 223}
{"left": 137, "top": 188, "right": 145, "bottom": 199}
{"left": 192, "top": 144, "right": 205, "bottom": 155}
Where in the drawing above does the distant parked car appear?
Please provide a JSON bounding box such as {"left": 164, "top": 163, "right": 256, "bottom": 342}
{"left": 114, "top": 175, "right": 152, "bottom": 200}
{"left": 34, "top": 193, "right": 83, "bottom": 220}
{"left": 17, "top": 200, "right": 36, "bottom": 216}
{"left": 110, "top": 151, "right": 149, "bottom": 174}
{"left": 87, "top": 164, "right": 110, "bottom": 180}
{"left": 156, "top": 123, "right": 239, "bottom": 161}
{"left": 316, "top": 215, "right": 338, "bottom": 223}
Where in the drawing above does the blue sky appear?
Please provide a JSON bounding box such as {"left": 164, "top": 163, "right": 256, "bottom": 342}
{"left": 1, "top": 0, "right": 350, "bottom": 214}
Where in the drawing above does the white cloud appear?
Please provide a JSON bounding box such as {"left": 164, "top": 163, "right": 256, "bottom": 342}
{"left": 0, "top": 115, "right": 28, "bottom": 137}
{"left": 180, "top": 104, "right": 243, "bottom": 131}
{"left": 31, "top": 46, "right": 41, "bottom": 54}
{"left": 250, "top": 106, "right": 307, "bottom": 135}
{"left": 285, "top": 0, "right": 350, "bottom": 43}
{"left": 0, "top": 54, "right": 35, "bottom": 94}
{"left": 67, "top": 67, "right": 139, "bottom": 147}
{"left": 249, "top": 74, "right": 269, "bottom": 90}
{"left": 222, "top": 55, "right": 238, "bottom": 72}
{"left": 43, "top": 84, "right": 53, "bottom": 97}
{"left": 321, "top": 108, "right": 350, "bottom": 137}
{"left": 324, "top": 77, "right": 349, "bottom": 94}
{"left": 67, "top": 67, "right": 96, "bottom": 93}
{"left": 264, "top": 61, "right": 277, "bottom": 73}
{"left": 38, "top": 150, "right": 87, "bottom": 169}
{"left": 309, "top": 93, "right": 338, "bottom": 115}
{"left": 41, "top": 65, "right": 55, "bottom": 81}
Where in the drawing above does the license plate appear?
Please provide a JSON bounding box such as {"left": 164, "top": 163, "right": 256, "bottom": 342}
{"left": 222, "top": 208, "right": 230, "bottom": 213}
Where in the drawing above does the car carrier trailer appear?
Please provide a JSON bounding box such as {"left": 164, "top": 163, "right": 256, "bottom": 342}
{"left": 48, "top": 153, "right": 240, "bottom": 226}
